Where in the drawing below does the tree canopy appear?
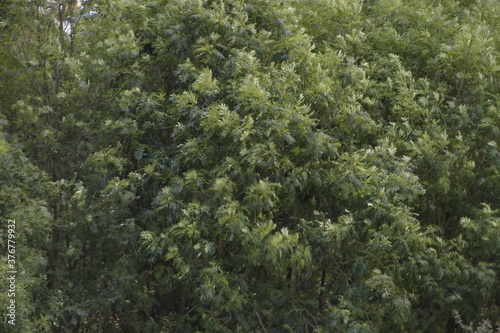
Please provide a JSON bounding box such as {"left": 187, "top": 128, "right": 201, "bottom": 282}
{"left": 1, "top": 0, "right": 499, "bottom": 332}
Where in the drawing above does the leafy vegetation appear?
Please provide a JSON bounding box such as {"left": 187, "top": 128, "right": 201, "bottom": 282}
{"left": 1, "top": 0, "right": 499, "bottom": 332}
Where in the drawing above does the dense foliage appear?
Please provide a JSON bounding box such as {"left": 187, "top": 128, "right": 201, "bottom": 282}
{"left": 1, "top": 0, "right": 499, "bottom": 332}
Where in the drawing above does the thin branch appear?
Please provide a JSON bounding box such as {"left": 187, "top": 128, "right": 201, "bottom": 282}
{"left": 253, "top": 307, "right": 268, "bottom": 333}
{"left": 185, "top": 305, "right": 197, "bottom": 316}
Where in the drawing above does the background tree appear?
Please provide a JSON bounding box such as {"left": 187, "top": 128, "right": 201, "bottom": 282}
{"left": 0, "top": 0, "right": 498, "bottom": 332}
